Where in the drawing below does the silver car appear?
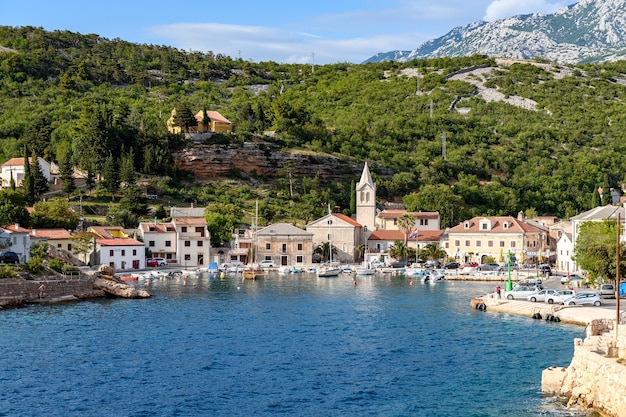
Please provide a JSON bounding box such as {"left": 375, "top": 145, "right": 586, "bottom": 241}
{"left": 562, "top": 291, "right": 602, "bottom": 306}
{"left": 545, "top": 289, "right": 576, "bottom": 304}
{"left": 526, "top": 288, "right": 558, "bottom": 302}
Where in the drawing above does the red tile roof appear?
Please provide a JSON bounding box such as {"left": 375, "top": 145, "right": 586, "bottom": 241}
{"left": 173, "top": 217, "right": 207, "bottom": 225}
{"left": 1, "top": 224, "right": 30, "bottom": 233}
{"left": 447, "top": 216, "right": 542, "bottom": 233}
{"left": 369, "top": 229, "right": 443, "bottom": 242}
{"left": 97, "top": 238, "right": 143, "bottom": 246}
{"left": 333, "top": 213, "right": 361, "bottom": 227}
{"left": 30, "top": 229, "right": 72, "bottom": 239}
{"left": 139, "top": 222, "right": 176, "bottom": 233}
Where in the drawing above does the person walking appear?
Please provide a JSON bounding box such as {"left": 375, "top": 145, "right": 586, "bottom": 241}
{"left": 495, "top": 285, "right": 501, "bottom": 299}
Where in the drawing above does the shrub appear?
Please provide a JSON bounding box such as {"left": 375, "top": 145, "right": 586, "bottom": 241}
{"left": 0, "top": 265, "right": 16, "bottom": 279}
{"left": 26, "top": 256, "right": 45, "bottom": 274}
{"left": 48, "top": 258, "right": 66, "bottom": 273}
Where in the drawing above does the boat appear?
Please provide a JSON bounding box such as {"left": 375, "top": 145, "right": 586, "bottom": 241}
{"left": 119, "top": 275, "right": 138, "bottom": 281}
{"left": 316, "top": 204, "right": 342, "bottom": 278}
{"left": 243, "top": 200, "right": 265, "bottom": 280}
{"left": 428, "top": 269, "right": 445, "bottom": 284}
{"left": 355, "top": 261, "right": 376, "bottom": 276}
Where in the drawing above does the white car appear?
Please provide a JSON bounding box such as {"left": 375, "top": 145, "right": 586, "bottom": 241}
{"left": 560, "top": 274, "right": 584, "bottom": 284}
{"left": 562, "top": 291, "right": 602, "bottom": 306}
{"left": 259, "top": 260, "right": 276, "bottom": 268}
{"left": 505, "top": 285, "right": 543, "bottom": 300}
{"left": 526, "top": 288, "right": 558, "bottom": 302}
{"left": 545, "top": 289, "right": 576, "bottom": 304}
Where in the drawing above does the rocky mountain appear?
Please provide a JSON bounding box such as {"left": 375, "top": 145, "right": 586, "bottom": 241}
{"left": 365, "top": 0, "right": 626, "bottom": 64}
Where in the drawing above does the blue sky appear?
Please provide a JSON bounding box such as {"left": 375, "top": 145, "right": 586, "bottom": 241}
{"left": 2, "top": 0, "right": 571, "bottom": 64}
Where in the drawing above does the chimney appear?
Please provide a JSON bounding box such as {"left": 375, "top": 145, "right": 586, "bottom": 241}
{"left": 32, "top": 229, "right": 36, "bottom": 236}
{"left": 14, "top": 223, "right": 19, "bottom": 230}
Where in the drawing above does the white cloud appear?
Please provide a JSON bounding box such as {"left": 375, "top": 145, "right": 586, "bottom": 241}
{"left": 484, "top": 0, "right": 567, "bottom": 21}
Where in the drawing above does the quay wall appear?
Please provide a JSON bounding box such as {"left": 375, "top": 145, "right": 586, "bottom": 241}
{"left": 0, "top": 278, "right": 102, "bottom": 308}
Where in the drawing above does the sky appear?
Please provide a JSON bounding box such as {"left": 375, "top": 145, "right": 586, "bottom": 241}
{"left": 1, "top": 0, "right": 572, "bottom": 64}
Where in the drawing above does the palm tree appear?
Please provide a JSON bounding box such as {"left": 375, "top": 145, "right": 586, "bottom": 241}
{"left": 389, "top": 240, "right": 408, "bottom": 260}
{"left": 315, "top": 242, "right": 337, "bottom": 262}
{"left": 423, "top": 243, "right": 447, "bottom": 262}
{"left": 398, "top": 214, "right": 415, "bottom": 250}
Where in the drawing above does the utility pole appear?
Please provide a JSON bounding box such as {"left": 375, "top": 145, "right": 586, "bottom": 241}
{"left": 442, "top": 131, "right": 447, "bottom": 160}
{"left": 311, "top": 52, "right": 315, "bottom": 74}
{"left": 617, "top": 212, "right": 621, "bottom": 341}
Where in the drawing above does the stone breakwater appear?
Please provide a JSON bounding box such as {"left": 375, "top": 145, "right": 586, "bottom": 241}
{"left": 471, "top": 293, "right": 626, "bottom": 417}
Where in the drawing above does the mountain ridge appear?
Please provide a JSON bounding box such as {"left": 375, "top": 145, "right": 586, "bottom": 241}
{"left": 365, "top": 0, "right": 626, "bottom": 64}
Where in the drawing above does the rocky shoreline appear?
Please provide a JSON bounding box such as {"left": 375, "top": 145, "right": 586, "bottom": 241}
{"left": 0, "top": 265, "right": 150, "bottom": 310}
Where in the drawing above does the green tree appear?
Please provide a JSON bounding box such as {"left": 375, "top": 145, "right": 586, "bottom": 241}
{"left": 101, "top": 154, "right": 120, "bottom": 200}
{"left": 0, "top": 190, "right": 30, "bottom": 226}
{"left": 172, "top": 105, "right": 197, "bottom": 133}
{"left": 31, "top": 152, "right": 49, "bottom": 199}
{"left": 388, "top": 240, "right": 408, "bottom": 260}
{"left": 85, "top": 163, "right": 97, "bottom": 196}
{"left": 422, "top": 242, "right": 447, "bottom": 262}
{"left": 205, "top": 211, "right": 238, "bottom": 246}
{"left": 105, "top": 205, "right": 139, "bottom": 228}
{"left": 30, "top": 198, "right": 80, "bottom": 229}
{"left": 118, "top": 184, "right": 148, "bottom": 216}
{"left": 22, "top": 147, "right": 35, "bottom": 205}
{"left": 155, "top": 204, "right": 167, "bottom": 220}
{"left": 314, "top": 241, "right": 337, "bottom": 262}
{"left": 573, "top": 219, "right": 625, "bottom": 283}
{"left": 403, "top": 184, "right": 469, "bottom": 228}
{"left": 120, "top": 149, "right": 136, "bottom": 187}
{"left": 59, "top": 151, "right": 76, "bottom": 199}
{"left": 71, "top": 231, "right": 96, "bottom": 264}
{"left": 398, "top": 213, "right": 415, "bottom": 252}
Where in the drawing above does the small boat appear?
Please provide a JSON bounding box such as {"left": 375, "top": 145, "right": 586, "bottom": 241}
{"left": 355, "top": 261, "right": 375, "bottom": 276}
{"left": 242, "top": 268, "right": 265, "bottom": 280}
{"left": 428, "top": 269, "right": 445, "bottom": 284}
{"left": 119, "top": 275, "right": 138, "bottom": 281}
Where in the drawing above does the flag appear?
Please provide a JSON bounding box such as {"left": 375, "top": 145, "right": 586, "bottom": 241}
{"left": 409, "top": 227, "right": 419, "bottom": 239}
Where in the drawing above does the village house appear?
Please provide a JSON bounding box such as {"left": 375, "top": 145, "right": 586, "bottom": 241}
{"left": 0, "top": 157, "right": 51, "bottom": 188}
{"left": 306, "top": 212, "right": 363, "bottom": 264}
{"left": 255, "top": 223, "right": 314, "bottom": 267}
{"left": 166, "top": 109, "right": 232, "bottom": 135}
{"left": 96, "top": 238, "right": 145, "bottom": 270}
{"left": 367, "top": 229, "right": 444, "bottom": 265}
{"left": 172, "top": 217, "right": 211, "bottom": 268}
{"left": 0, "top": 224, "right": 31, "bottom": 263}
{"left": 376, "top": 209, "right": 440, "bottom": 231}
{"left": 137, "top": 221, "right": 177, "bottom": 263}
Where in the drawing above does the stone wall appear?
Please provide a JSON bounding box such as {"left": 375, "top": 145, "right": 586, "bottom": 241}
{"left": 559, "top": 337, "right": 626, "bottom": 417}
{"left": 0, "top": 277, "right": 101, "bottom": 306}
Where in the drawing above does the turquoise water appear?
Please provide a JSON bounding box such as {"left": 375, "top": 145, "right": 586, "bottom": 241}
{"left": 0, "top": 273, "right": 595, "bottom": 416}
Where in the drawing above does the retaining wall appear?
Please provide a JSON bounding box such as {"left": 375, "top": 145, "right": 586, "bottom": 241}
{"left": 0, "top": 277, "right": 101, "bottom": 307}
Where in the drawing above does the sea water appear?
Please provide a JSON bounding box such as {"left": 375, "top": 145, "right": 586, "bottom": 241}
{"left": 0, "top": 273, "right": 597, "bottom": 416}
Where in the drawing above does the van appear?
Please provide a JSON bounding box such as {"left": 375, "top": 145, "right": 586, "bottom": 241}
{"left": 600, "top": 283, "right": 615, "bottom": 299}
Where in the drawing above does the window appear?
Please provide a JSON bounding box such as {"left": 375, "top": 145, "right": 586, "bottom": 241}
{"left": 296, "top": 255, "right": 303, "bottom": 263}
{"left": 420, "top": 219, "right": 428, "bottom": 226}
{"left": 149, "top": 241, "right": 155, "bottom": 247}
{"left": 165, "top": 241, "right": 171, "bottom": 247}
{"left": 297, "top": 243, "right": 303, "bottom": 251}
{"left": 500, "top": 241, "right": 505, "bottom": 247}
{"left": 282, "top": 243, "right": 287, "bottom": 253}
{"left": 393, "top": 219, "right": 398, "bottom": 225}
{"left": 121, "top": 250, "right": 126, "bottom": 256}
{"left": 181, "top": 226, "right": 187, "bottom": 233}
{"left": 67, "top": 244, "right": 72, "bottom": 251}
{"left": 198, "top": 241, "right": 203, "bottom": 247}
{"left": 57, "top": 243, "right": 62, "bottom": 248}
{"left": 109, "top": 250, "right": 114, "bottom": 256}
{"left": 476, "top": 241, "right": 481, "bottom": 247}
{"left": 184, "top": 241, "right": 190, "bottom": 247}
{"left": 454, "top": 240, "right": 460, "bottom": 247}
{"left": 133, "top": 249, "right": 137, "bottom": 256}
{"left": 465, "top": 240, "right": 470, "bottom": 247}
{"left": 266, "top": 243, "right": 271, "bottom": 250}
{"left": 196, "top": 226, "right": 204, "bottom": 237}
{"left": 488, "top": 240, "right": 493, "bottom": 247}
{"left": 184, "top": 254, "right": 191, "bottom": 261}
{"left": 511, "top": 241, "right": 516, "bottom": 248}
{"left": 481, "top": 223, "right": 488, "bottom": 230}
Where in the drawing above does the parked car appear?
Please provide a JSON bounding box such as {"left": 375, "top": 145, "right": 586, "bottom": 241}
{"left": 497, "top": 264, "right": 518, "bottom": 272}
{"left": 259, "top": 260, "right": 276, "bottom": 268}
{"left": 538, "top": 264, "right": 553, "bottom": 276}
{"left": 147, "top": 257, "right": 167, "bottom": 267}
{"left": 476, "top": 263, "right": 500, "bottom": 272}
{"left": 370, "top": 260, "right": 385, "bottom": 268}
{"left": 517, "top": 277, "right": 542, "bottom": 286}
{"left": 563, "top": 291, "right": 602, "bottom": 306}
{"left": 560, "top": 274, "right": 585, "bottom": 284}
{"left": 526, "top": 288, "right": 559, "bottom": 302}
{"left": 505, "top": 285, "right": 543, "bottom": 300}
{"left": 599, "top": 283, "right": 615, "bottom": 299}
{"left": 424, "top": 260, "right": 441, "bottom": 269}
{"left": 459, "top": 262, "right": 478, "bottom": 269}
{"left": 388, "top": 259, "right": 407, "bottom": 268}
{"left": 545, "top": 289, "right": 576, "bottom": 304}
{"left": 444, "top": 262, "right": 460, "bottom": 269}
{"left": 221, "top": 261, "right": 244, "bottom": 270}
{"left": 0, "top": 251, "right": 19, "bottom": 264}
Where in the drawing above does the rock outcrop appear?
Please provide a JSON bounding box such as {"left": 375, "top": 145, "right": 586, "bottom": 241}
{"left": 95, "top": 265, "right": 151, "bottom": 299}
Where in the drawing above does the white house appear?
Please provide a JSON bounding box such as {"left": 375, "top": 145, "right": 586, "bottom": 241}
{"left": 96, "top": 238, "right": 145, "bottom": 270}
{"left": 0, "top": 224, "right": 31, "bottom": 263}
{"left": 172, "top": 217, "right": 211, "bottom": 268}
{"left": 1, "top": 157, "right": 51, "bottom": 188}
{"left": 376, "top": 210, "right": 441, "bottom": 231}
{"left": 138, "top": 221, "right": 177, "bottom": 262}
{"left": 556, "top": 232, "right": 575, "bottom": 273}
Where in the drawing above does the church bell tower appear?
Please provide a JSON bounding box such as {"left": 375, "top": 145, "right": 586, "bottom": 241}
{"left": 356, "top": 161, "right": 376, "bottom": 237}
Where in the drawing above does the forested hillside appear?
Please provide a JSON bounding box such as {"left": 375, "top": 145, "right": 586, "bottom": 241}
{"left": 2, "top": 26, "right": 626, "bottom": 230}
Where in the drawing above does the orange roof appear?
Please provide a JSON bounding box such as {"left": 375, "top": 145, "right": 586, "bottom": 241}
{"left": 1, "top": 157, "right": 41, "bottom": 167}
{"left": 1, "top": 224, "right": 30, "bottom": 233}
{"left": 207, "top": 111, "right": 231, "bottom": 124}
{"left": 447, "top": 216, "right": 542, "bottom": 233}
{"left": 139, "top": 222, "right": 176, "bottom": 233}
{"left": 30, "top": 229, "right": 72, "bottom": 239}
{"left": 97, "top": 238, "right": 143, "bottom": 246}
{"left": 333, "top": 213, "right": 361, "bottom": 227}
{"left": 368, "top": 229, "right": 443, "bottom": 242}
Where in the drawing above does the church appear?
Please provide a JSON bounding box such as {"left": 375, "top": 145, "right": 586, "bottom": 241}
{"left": 306, "top": 162, "right": 442, "bottom": 264}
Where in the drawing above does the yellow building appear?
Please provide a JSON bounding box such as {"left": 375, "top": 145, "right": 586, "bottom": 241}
{"left": 445, "top": 216, "right": 545, "bottom": 264}
{"left": 166, "top": 109, "right": 232, "bottom": 134}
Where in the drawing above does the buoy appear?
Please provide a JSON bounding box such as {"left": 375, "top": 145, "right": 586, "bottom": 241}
{"left": 220, "top": 272, "right": 225, "bottom": 279}
{"left": 409, "top": 280, "right": 414, "bottom": 286}
{"left": 353, "top": 280, "right": 357, "bottom": 286}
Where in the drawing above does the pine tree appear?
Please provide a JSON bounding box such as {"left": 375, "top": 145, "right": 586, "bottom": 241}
{"left": 9, "top": 171, "right": 15, "bottom": 191}
{"left": 59, "top": 152, "right": 76, "bottom": 199}
{"left": 31, "top": 152, "right": 49, "bottom": 199}
{"left": 101, "top": 154, "right": 120, "bottom": 201}
{"left": 120, "top": 149, "right": 136, "bottom": 187}
{"left": 85, "top": 163, "right": 96, "bottom": 196}
{"left": 22, "top": 147, "right": 35, "bottom": 205}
